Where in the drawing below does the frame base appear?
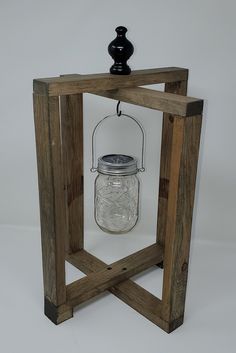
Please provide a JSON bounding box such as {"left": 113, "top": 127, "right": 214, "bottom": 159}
{"left": 44, "top": 246, "right": 184, "bottom": 333}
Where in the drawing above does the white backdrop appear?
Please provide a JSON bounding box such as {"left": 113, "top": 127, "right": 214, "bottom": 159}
{"left": 0, "top": 0, "right": 235, "bottom": 244}
{"left": 1, "top": 0, "right": 235, "bottom": 245}
{"left": 0, "top": 1, "right": 235, "bottom": 352}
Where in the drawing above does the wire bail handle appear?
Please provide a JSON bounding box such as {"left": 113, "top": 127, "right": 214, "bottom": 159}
{"left": 90, "top": 101, "right": 145, "bottom": 173}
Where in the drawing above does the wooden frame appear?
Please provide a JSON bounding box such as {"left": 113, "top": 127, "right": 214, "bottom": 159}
{"left": 33, "top": 67, "right": 203, "bottom": 333}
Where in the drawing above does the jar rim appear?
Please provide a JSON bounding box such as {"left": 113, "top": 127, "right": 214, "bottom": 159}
{"left": 97, "top": 154, "right": 138, "bottom": 176}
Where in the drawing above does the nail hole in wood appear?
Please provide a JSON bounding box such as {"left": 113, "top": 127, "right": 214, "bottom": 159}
{"left": 107, "top": 267, "right": 112, "bottom": 270}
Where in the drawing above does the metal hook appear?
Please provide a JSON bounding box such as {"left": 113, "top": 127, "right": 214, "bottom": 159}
{"left": 90, "top": 104, "right": 145, "bottom": 173}
{"left": 116, "top": 101, "right": 122, "bottom": 116}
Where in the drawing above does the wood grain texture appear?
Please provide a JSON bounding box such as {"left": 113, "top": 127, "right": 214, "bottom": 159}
{"left": 33, "top": 67, "right": 188, "bottom": 96}
{"left": 161, "top": 114, "right": 202, "bottom": 324}
{"left": 44, "top": 297, "right": 73, "bottom": 325}
{"left": 66, "top": 249, "right": 170, "bottom": 331}
{"left": 33, "top": 69, "right": 203, "bottom": 332}
{"left": 157, "top": 81, "right": 188, "bottom": 249}
{"left": 66, "top": 244, "right": 163, "bottom": 307}
{"left": 93, "top": 86, "right": 203, "bottom": 116}
{"left": 60, "top": 94, "right": 84, "bottom": 253}
{"left": 33, "top": 94, "right": 67, "bottom": 305}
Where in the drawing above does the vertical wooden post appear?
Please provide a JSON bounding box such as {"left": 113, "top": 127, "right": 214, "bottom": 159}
{"left": 157, "top": 80, "right": 188, "bottom": 252}
{"left": 33, "top": 91, "right": 72, "bottom": 324}
{"left": 161, "top": 114, "right": 202, "bottom": 332}
{"left": 60, "top": 94, "right": 84, "bottom": 254}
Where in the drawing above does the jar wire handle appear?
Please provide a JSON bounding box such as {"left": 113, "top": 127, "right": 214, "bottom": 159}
{"left": 90, "top": 101, "right": 145, "bottom": 173}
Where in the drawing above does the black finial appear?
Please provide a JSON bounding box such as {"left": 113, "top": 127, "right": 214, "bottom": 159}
{"left": 108, "top": 26, "right": 134, "bottom": 75}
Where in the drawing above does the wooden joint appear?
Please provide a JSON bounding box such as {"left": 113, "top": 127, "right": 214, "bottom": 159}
{"left": 44, "top": 297, "right": 73, "bottom": 325}
{"left": 65, "top": 246, "right": 187, "bottom": 332}
{"left": 66, "top": 248, "right": 171, "bottom": 330}
{"left": 33, "top": 67, "right": 188, "bottom": 96}
{"left": 165, "top": 80, "right": 188, "bottom": 94}
{"left": 186, "top": 99, "right": 204, "bottom": 117}
{"left": 66, "top": 244, "right": 163, "bottom": 307}
{"left": 33, "top": 79, "right": 49, "bottom": 95}
{"left": 156, "top": 261, "right": 164, "bottom": 269}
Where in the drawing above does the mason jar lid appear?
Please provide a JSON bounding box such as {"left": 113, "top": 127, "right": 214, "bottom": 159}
{"left": 97, "top": 154, "right": 138, "bottom": 176}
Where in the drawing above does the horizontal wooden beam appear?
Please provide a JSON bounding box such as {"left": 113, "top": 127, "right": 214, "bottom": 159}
{"left": 66, "top": 246, "right": 171, "bottom": 331}
{"left": 66, "top": 243, "right": 163, "bottom": 307}
{"left": 93, "top": 87, "right": 203, "bottom": 117}
{"left": 33, "top": 67, "right": 188, "bottom": 96}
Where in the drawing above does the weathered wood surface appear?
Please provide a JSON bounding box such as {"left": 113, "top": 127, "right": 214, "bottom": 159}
{"left": 33, "top": 68, "right": 203, "bottom": 332}
{"left": 60, "top": 94, "right": 84, "bottom": 253}
{"left": 44, "top": 298, "right": 73, "bottom": 325}
{"left": 33, "top": 93, "right": 67, "bottom": 306}
{"left": 157, "top": 81, "right": 188, "bottom": 249}
{"left": 33, "top": 67, "right": 188, "bottom": 96}
{"left": 66, "top": 244, "right": 163, "bottom": 307}
{"left": 67, "top": 248, "right": 169, "bottom": 330}
{"left": 161, "top": 114, "right": 202, "bottom": 327}
{"left": 93, "top": 86, "right": 203, "bottom": 116}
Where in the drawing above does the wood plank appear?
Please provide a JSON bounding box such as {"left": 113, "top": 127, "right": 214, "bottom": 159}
{"left": 161, "top": 114, "right": 202, "bottom": 327}
{"left": 66, "top": 244, "right": 163, "bottom": 307}
{"left": 33, "top": 67, "right": 188, "bottom": 96}
{"left": 60, "top": 94, "right": 84, "bottom": 253}
{"left": 93, "top": 87, "right": 203, "bottom": 116}
{"left": 156, "top": 81, "right": 188, "bottom": 251}
{"left": 33, "top": 94, "right": 67, "bottom": 306}
{"left": 67, "top": 249, "right": 169, "bottom": 331}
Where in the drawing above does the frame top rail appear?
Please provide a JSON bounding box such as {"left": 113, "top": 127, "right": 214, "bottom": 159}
{"left": 33, "top": 67, "right": 188, "bottom": 96}
{"left": 93, "top": 87, "right": 203, "bottom": 116}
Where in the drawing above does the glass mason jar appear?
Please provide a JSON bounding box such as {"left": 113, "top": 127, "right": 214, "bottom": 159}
{"left": 95, "top": 154, "right": 139, "bottom": 234}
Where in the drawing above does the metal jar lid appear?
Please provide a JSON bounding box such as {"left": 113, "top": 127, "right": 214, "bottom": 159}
{"left": 97, "top": 154, "right": 138, "bottom": 176}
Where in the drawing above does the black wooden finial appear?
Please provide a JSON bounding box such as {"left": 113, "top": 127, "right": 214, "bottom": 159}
{"left": 108, "top": 26, "right": 134, "bottom": 75}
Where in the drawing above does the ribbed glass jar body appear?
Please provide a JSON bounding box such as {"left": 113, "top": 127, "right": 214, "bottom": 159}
{"left": 95, "top": 173, "right": 139, "bottom": 234}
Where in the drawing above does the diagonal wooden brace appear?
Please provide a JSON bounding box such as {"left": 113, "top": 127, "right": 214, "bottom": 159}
{"left": 66, "top": 245, "right": 173, "bottom": 332}
{"left": 66, "top": 243, "right": 163, "bottom": 306}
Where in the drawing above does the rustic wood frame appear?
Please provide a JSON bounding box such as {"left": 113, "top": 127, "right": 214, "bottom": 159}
{"left": 33, "top": 67, "right": 203, "bottom": 333}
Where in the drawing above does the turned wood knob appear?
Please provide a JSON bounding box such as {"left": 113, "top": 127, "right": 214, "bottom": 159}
{"left": 108, "top": 26, "right": 134, "bottom": 75}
